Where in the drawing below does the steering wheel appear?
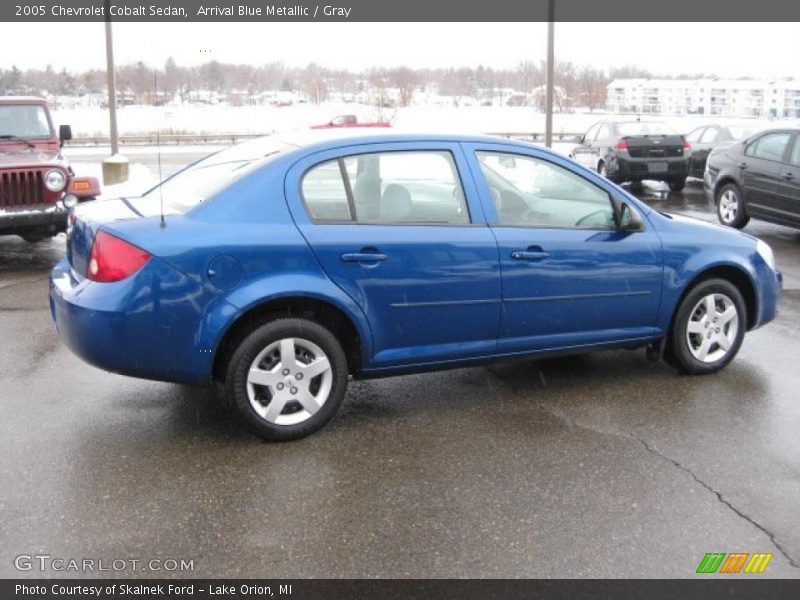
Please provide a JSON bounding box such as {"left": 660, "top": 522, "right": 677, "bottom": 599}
{"left": 575, "top": 209, "right": 611, "bottom": 228}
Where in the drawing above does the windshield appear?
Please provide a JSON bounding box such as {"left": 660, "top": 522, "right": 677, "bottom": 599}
{"left": 141, "top": 138, "right": 291, "bottom": 214}
{"left": 617, "top": 122, "right": 675, "bottom": 136}
{"left": 0, "top": 104, "right": 52, "bottom": 139}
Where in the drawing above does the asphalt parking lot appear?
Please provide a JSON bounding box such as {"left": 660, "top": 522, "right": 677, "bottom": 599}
{"left": 1, "top": 176, "right": 798, "bottom": 578}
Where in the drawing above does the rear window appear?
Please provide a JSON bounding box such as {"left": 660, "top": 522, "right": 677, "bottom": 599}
{"left": 301, "top": 151, "right": 469, "bottom": 225}
{"left": 616, "top": 122, "right": 676, "bottom": 136}
{"left": 141, "top": 138, "right": 290, "bottom": 214}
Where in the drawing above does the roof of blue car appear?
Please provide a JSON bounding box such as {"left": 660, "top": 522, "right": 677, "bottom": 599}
{"left": 272, "top": 128, "right": 540, "bottom": 152}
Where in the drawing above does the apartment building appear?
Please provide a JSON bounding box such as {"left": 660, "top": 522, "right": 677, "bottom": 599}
{"left": 606, "top": 78, "right": 800, "bottom": 118}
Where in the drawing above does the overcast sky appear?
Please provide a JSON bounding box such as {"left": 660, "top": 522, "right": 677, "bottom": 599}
{"left": 1, "top": 22, "right": 798, "bottom": 78}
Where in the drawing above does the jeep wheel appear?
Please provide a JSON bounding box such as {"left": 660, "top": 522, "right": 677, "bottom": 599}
{"left": 224, "top": 318, "right": 349, "bottom": 441}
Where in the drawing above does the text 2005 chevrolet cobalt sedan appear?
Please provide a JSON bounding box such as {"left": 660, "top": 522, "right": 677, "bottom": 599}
{"left": 50, "top": 132, "right": 782, "bottom": 440}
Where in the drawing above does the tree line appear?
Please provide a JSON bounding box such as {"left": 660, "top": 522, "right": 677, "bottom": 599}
{"left": 0, "top": 59, "right": 706, "bottom": 109}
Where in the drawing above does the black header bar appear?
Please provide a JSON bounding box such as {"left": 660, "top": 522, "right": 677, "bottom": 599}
{"left": 3, "top": 0, "right": 800, "bottom": 22}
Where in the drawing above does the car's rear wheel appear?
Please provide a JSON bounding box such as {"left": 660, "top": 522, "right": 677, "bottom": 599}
{"left": 716, "top": 183, "right": 750, "bottom": 229}
{"left": 668, "top": 178, "right": 686, "bottom": 192}
{"left": 224, "top": 318, "right": 348, "bottom": 441}
{"left": 664, "top": 278, "right": 746, "bottom": 375}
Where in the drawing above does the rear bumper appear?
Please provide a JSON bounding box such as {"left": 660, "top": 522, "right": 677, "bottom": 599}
{"left": 609, "top": 155, "right": 689, "bottom": 183}
{"left": 49, "top": 256, "right": 225, "bottom": 386}
{"left": 0, "top": 204, "right": 67, "bottom": 236}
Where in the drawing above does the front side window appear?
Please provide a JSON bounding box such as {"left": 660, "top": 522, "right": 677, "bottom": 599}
{"left": 700, "top": 128, "right": 719, "bottom": 144}
{"left": 789, "top": 138, "right": 800, "bottom": 167}
{"left": 302, "top": 151, "right": 469, "bottom": 225}
{"left": 476, "top": 151, "right": 616, "bottom": 230}
{"left": 746, "top": 133, "right": 792, "bottom": 161}
{"left": 686, "top": 127, "right": 705, "bottom": 143}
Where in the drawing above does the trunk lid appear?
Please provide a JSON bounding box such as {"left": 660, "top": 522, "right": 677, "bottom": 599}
{"left": 624, "top": 135, "right": 686, "bottom": 158}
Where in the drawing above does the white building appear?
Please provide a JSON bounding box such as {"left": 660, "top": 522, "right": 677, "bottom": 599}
{"left": 606, "top": 78, "right": 800, "bottom": 118}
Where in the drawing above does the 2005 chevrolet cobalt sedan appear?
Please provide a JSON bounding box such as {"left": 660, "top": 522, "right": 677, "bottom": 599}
{"left": 50, "top": 132, "right": 782, "bottom": 440}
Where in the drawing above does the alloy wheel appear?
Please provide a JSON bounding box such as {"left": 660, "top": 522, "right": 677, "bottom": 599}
{"left": 246, "top": 337, "right": 333, "bottom": 426}
{"left": 685, "top": 293, "right": 739, "bottom": 363}
{"left": 719, "top": 189, "right": 739, "bottom": 224}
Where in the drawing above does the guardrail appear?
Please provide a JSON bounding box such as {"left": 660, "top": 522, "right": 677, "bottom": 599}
{"left": 66, "top": 131, "right": 585, "bottom": 147}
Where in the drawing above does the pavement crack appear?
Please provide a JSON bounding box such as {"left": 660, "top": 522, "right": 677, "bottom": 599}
{"left": 633, "top": 435, "right": 800, "bottom": 570}
{"left": 483, "top": 365, "right": 800, "bottom": 570}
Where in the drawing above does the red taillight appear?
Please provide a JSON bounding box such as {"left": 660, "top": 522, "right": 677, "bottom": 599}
{"left": 683, "top": 139, "right": 692, "bottom": 150}
{"left": 87, "top": 230, "right": 151, "bottom": 282}
{"left": 615, "top": 139, "right": 628, "bottom": 151}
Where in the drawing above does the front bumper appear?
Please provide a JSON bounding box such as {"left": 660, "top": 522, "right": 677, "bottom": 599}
{"left": 49, "top": 256, "right": 223, "bottom": 386}
{"left": 609, "top": 155, "right": 689, "bottom": 183}
{"left": 0, "top": 204, "right": 67, "bottom": 236}
{"left": 751, "top": 258, "right": 782, "bottom": 330}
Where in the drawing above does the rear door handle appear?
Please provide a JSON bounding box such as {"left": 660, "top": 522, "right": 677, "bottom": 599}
{"left": 511, "top": 250, "right": 550, "bottom": 261}
{"left": 739, "top": 162, "right": 748, "bottom": 169}
{"left": 340, "top": 252, "right": 388, "bottom": 263}
{"left": 782, "top": 172, "right": 795, "bottom": 180}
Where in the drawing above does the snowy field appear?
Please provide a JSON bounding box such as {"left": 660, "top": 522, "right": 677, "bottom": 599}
{"left": 52, "top": 102, "right": 793, "bottom": 139}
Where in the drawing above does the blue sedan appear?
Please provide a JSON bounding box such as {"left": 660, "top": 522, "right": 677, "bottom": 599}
{"left": 50, "top": 132, "right": 782, "bottom": 440}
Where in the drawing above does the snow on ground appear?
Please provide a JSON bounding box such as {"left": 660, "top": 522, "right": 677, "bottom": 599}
{"left": 53, "top": 102, "right": 791, "bottom": 138}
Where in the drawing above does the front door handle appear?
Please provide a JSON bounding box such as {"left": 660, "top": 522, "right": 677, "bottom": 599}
{"left": 783, "top": 172, "right": 795, "bottom": 180}
{"left": 739, "top": 162, "right": 748, "bottom": 170}
{"left": 511, "top": 250, "right": 550, "bottom": 261}
{"left": 340, "top": 252, "right": 388, "bottom": 263}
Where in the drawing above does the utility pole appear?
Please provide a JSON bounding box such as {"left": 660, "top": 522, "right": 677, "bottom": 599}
{"left": 104, "top": 0, "right": 118, "bottom": 155}
{"left": 103, "top": 0, "right": 128, "bottom": 184}
{"left": 545, "top": 0, "right": 555, "bottom": 148}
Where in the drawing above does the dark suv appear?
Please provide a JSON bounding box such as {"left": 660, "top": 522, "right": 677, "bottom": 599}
{"left": 705, "top": 128, "right": 800, "bottom": 229}
{"left": 576, "top": 120, "right": 691, "bottom": 191}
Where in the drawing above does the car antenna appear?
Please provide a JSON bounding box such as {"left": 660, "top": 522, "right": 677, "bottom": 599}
{"left": 153, "top": 67, "right": 166, "bottom": 228}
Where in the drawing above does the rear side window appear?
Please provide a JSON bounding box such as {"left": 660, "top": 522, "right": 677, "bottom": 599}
{"left": 746, "top": 133, "right": 792, "bottom": 161}
{"left": 301, "top": 151, "right": 469, "bottom": 225}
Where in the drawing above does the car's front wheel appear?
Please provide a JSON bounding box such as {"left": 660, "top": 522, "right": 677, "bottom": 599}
{"left": 224, "top": 318, "right": 349, "bottom": 441}
{"left": 716, "top": 183, "right": 750, "bottom": 229}
{"left": 665, "top": 278, "right": 746, "bottom": 375}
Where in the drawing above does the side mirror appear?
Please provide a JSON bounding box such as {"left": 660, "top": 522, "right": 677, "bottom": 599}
{"left": 59, "top": 124, "right": 73, "bottom": 146}
{"left": 618, "top": 201, "right": 644, "bottom": 232}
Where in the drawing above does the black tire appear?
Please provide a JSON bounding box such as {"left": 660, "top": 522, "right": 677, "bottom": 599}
{"left": 668, "top": 178, "right": 686, "bottom": 192}
{"left": 224, "top": 318, "right": 349, "bottom": 441}
{"left": 715, "top": 183, "right": 750, "bottom": 229}
{"left": 597, "top": 161, "right": 606, "bottom": 177}
{"left": 664, "top": 278, "right": 747, "bottom": 375}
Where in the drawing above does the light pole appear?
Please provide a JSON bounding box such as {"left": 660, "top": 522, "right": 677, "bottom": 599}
{"left": 545, "top": 0, "right": 555, "bottom": 148}
{"left": 102, "top": 0, "right": 128, "bottom": 184}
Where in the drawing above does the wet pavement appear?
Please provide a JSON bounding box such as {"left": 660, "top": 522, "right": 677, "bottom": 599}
{"left": 1, "top": 177, "right": 799, "bottom": 578}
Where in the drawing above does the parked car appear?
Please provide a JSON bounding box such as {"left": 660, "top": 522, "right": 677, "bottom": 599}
{"left": 705, "top": 128, "right": 800, "bottom": 229}
{"left": 685, "top": 124, "right": 755, "bottom": 178}
{"left": 576, "top": 120, "right": 691, "bottom": 191}
{"left": 311, "top": 114, "right": 391, "bottom": 129}
{"left": 0, "top": 96, "right": 100, "bottom": 241}
{"left": 551, "top": 141, "right": 604, "bottom": 173}
{"left": 50, "top": 132, "right": 782, "bottom": 441}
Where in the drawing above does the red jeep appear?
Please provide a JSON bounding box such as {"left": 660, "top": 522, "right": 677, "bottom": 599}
{"left": 0, "top": 97, "right": 99, "bottom": 242}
